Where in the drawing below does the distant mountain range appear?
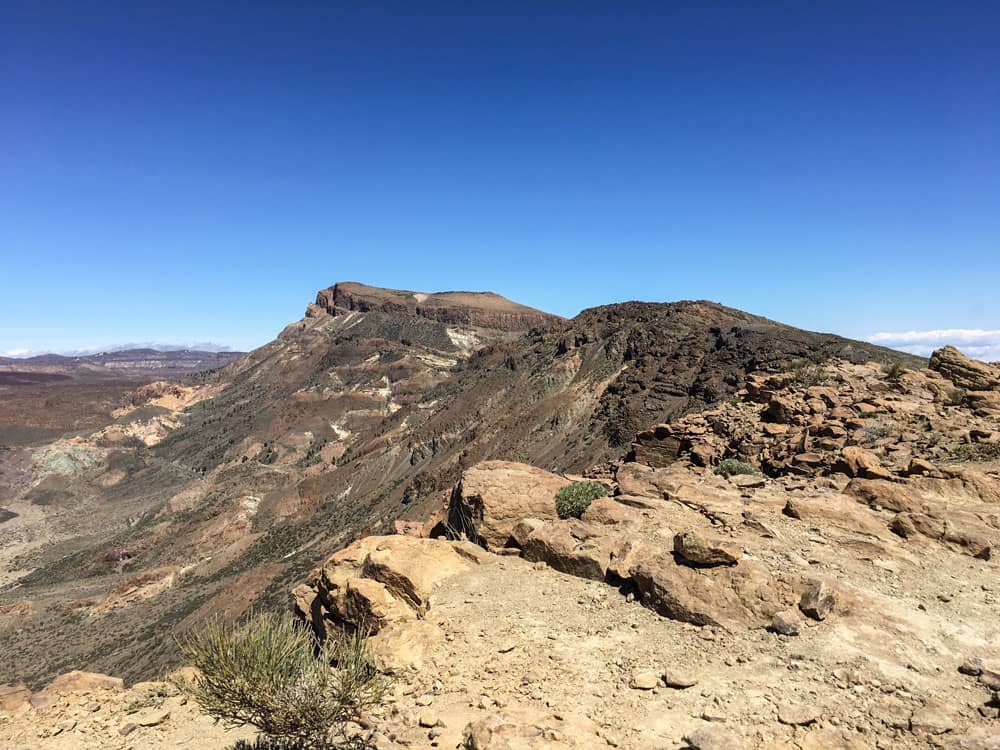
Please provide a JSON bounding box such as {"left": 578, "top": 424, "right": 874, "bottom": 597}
{"left": 0, "top": 348, "right": 244, "bottom": 383}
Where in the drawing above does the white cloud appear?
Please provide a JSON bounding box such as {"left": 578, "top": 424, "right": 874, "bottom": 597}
{"left": 866, "top": 329, "right": 1000, "bottom": 362}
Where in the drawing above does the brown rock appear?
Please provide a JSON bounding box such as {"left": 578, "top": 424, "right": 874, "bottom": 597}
{"left": 770, "top": 609, "right": 802, "bottom": 636}
{"left": 630, "top": 553, "right": 788, "bottom": 629}
{"left": 777, "top": 703, "right": 821, "bottom": 725}
{"left": 909, "top": 700, "right": 955, "bottom": 735}
{"left": 521, "top": 519, "right": 617, "bottom": 581}
{"left": 462, "top": 707, "right": 607, "bottom": 749}
{"left": 799, "top": 579, "right": 836, "bottom": 620}
{"left": 684, "top": 727, "right": 747, "bottom": 750}
{"left": 929, "top": 346, "right": 1000, "bottom": 391}
{"left": 835, "top": 446, "right": 893, "bottom": 480}
{"left": 0, "top": 682, "right": 30, "bottom": 711}
{"left": 673, "top": 531, "right": 742, "bottom": 567}
{"left": 449, "top": 461, "right": 570, "bottom": 549}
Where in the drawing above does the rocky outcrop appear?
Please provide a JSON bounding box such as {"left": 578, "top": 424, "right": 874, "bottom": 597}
{"left": 449, "top": 461, "right": 571, "bottom": 549}
{"left": 930, "top": 346, "right": 1000, "bottom": 392}
{"left": 294, "top": 535, "right": 489, "bottom": 654}
{"left": 315, "top": 281, "right": 562, "bottom": 333}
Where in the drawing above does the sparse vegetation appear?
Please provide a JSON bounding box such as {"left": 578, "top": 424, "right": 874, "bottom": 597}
{"left": 882, "top": 360, "right": 907, "bottom": 382}
{"left": 714, "top": 458, "right": 757, "bottom": 478}
{"left": 953, "top": 442, "right": 1000, "bottom": 462}
{"left": 944, "top": 387, "right": 967, "bottom": 406}
{"left": 554, "top": 480, "right": 609, "bottom": 519}
{"left": 175, "top": 612, "right": 387, "bottom": 749}
{"left": 789, "top": 358, "right": 825, "bottom": 387}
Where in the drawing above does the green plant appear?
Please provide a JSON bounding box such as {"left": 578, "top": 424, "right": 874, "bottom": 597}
{"left": 554, "top": 481, "right": 609, "bottom": 519}
{"left": 882, "top": 360, "right": 907, "bottom": 382}
{"left": 714, "top": 458, "right": 757, "bottom": 478}
{"left": 944, "top": 387, "right": 967, "bottom": 406}
{"left": 789, "top": 358, "right": 825, "bottom": 387}
{"left": 175, "top": 612, "right": 387, "bottom": 749}
{"left": 953, "top": 442, "right": 1000, "bottom": 462}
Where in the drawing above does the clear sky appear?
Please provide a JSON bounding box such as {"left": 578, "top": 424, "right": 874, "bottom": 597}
{"left": 2, "top": 2, "right": 998, "bottom": 358}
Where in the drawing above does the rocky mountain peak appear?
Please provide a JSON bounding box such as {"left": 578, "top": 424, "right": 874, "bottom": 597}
{"left": 312, "top": 281, "right": 562, "bottom": 333}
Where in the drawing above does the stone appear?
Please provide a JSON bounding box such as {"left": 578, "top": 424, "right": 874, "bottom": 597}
{"left": 462, "top": 707, "right": 607, "bottom": 749}
{"left": 904, "top": 457, "right": 940, "bottom": 477}
{"left": 134, "top": 708, "right": 170, "bottom": 727}
{"left": 799, "top": 579, "right": 836, "bottom": 620}
{"left": 959, "top": 657, "right": 984, "bottom": 676}
{"left": 449, "top": 461, "right": 571, "bottom": 549}
{"left": 0, "top": 682, "right": 31, "bottom": 711}
{"left": 769, "top": 609, "right": 802, "bottom": 636}
{"left": 835, "top": 446, "right": 893, "bottom": 480}
{"left": 777, "top": 703, "right": 821, "bottom": 725}
{"left": 869, "top": 695, "right": 911, "bottom": 729}
{"left": 729, "top": 473, "right": 765, "bottom": 489}
{"left": 909, "top": 701, "right": 955, "bottom": 735}
{"left": 684, "top": 726, "right": 747, "bottom": 750}
{"left": 520, "top": 519, "right": 617, "bottom": 581}
{"left": 929, "top": 346, "right": 1000, "bottom": 391}
{"left": 419, "top": 712, "right": 440, "bottom": 728}
{"left": 629, "top": 553, "right": 788, "bottom": 629}
{"left": 629, "top": 670, "right": 659, "bottom": 690}
{"left": 673, "top": 531, "right": 742, "bottom": 567}
{"left": 662, "top": 669, "right": 698, "bottom": 688}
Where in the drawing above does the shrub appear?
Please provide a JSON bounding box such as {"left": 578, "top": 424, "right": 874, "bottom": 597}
{"left": 944, "top": 387, "right": 967, "bottom": 406}
{"left": 882, "top": 360, "right": 907, "bottom": 382}
{"left": 714, "top": 458, "right": 756, "bottom": 478}
{"left": 554, "top": 481, "right": 609, "bottom": 519}
{"left": 175, "top": 612, "right": 387, "bottom": 749}
{"left": 789, "top": 358, "right": 825, "bottom": 387}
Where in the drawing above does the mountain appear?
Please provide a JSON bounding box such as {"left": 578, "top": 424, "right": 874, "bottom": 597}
{"left": 0, "top": 283, "right": 923, "bottom": 687}
{"left": 0, "top": 349, "right": 243, "bottom": 383}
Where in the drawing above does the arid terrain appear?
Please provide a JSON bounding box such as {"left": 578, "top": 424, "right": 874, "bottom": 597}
{"left": 2, "top": 282, "right": 998, "bottom": 749}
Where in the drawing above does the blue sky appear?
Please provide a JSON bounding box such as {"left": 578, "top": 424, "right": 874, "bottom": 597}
{"left": 2, "top": 2, "right": 998, "bottom": 358}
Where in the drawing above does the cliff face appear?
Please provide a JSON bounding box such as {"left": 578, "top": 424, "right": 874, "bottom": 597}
{"left": 314, "top": 281, "right": 562, "bottom": 333}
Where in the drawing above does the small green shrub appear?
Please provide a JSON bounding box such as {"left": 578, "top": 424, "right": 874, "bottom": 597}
{"left": 554, "top": 481, "right": 609, "bottom": 519}
{"left": 176, "top": 612, "right": 387, "bottom": 749}
{"left": 789, "top": 358, "right": 825, "bottom": 387}
{"left": 714, "top": 458, "right": 757, "bottom": 478}
{"left": 944, "top": 387, "right": 967, "bottom": 406}
{"left": 953, "top": 442, "right": 1000, "bottom": 462}
{"left": 882, "top": 360, "right": 907, "bottom": 382}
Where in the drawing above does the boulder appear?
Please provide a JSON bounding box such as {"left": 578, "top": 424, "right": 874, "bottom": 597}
{"left": 929, "top": 346, "right": 1000, "bottom": 392}
{"left": 301, "top": 535, "right": 480, "bottom": 639}
{"left": 629, "top": 553, "right": 789, "bottom": 629}
{"left": 449, "top": 461, "right": 570, "bottom": 549}
{"left": 835, "top": 446, "right": 893, "bottom": 480}
{"left": 890, "top": 511, "right": 994, "bottom": 559}
{"left": 520, "top": 519, "right": 617, "bottom": 581}
{"left": 673, "top": 531, "right": 742, "bottom": 567}
{"left": 799, "top": 579, "right": 836, "bottom": 620}
{"left": 462, "top": 707, "right": 607, "bottom": 749}
{"left": 367, "top": 620, "right": 443, "bottom": 673}
{"left": 0, "top": 682, "right": 30, "bottom": 711}
{"left": 360, "top": 536, "right": 474, "bottom": 611}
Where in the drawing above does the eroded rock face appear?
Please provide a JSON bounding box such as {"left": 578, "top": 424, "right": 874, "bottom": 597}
{"left": 295, "top": 535, "right": 486, "bottom": 644}
{"left": 449, "top": 461, "right": 571, "bottom": 550}
{"left": 930, "top": 346, "right": 1000, "bottom": 392}
{"left": 315, "top": 281, "right": 562, "bottom": 334}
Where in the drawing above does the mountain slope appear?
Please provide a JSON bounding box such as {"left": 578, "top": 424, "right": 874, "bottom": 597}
{"left": 0, "top": 284, "right": 922, "bottom": 686}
